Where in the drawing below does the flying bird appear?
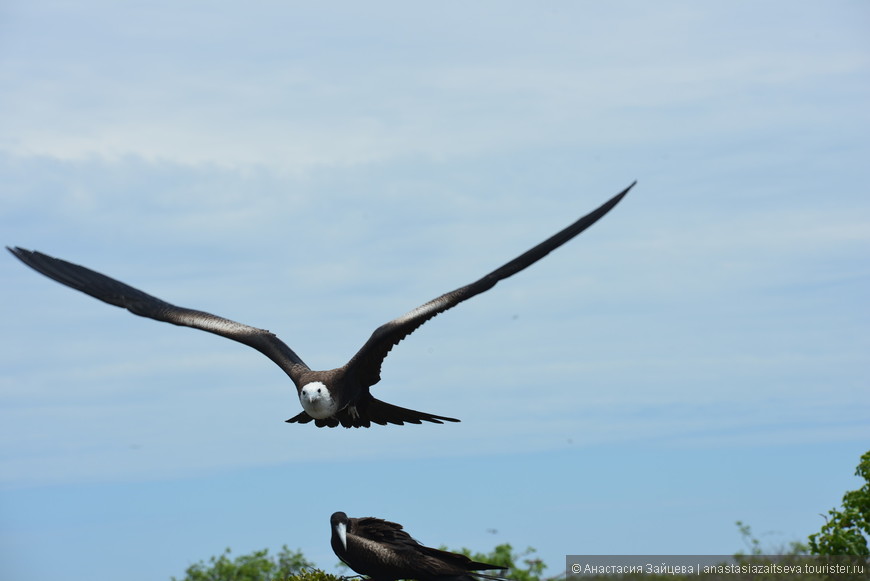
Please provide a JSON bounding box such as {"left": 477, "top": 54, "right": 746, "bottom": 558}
{"left": 8, "top": 182, "right": 634, "bottom": 428}
{"left": 330, "top": 511, "right": 506, "bottom": 581}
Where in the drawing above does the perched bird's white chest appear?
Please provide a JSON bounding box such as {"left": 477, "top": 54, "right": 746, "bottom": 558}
{"left": 299, "top": 381, "right": 338, "bottom": 419}
{"left": 335, "top": 521, "right": 348, "bottom": 550}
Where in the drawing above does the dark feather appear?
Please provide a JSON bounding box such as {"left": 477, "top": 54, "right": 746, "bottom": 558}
{"left": 332, "top": 512, "right": 508, "bottom": 581}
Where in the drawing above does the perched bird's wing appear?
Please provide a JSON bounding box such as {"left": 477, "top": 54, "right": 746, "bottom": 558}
{"left": 345, "top": 516, "right": 507, "bottom": 581}
{"left": 352, "top": 516, "right": 418, "bottom": 546}
{"left": 338, "top": 518, "right": 421, "bottom": 580}
{"left": 346, "top": 182, "right": 636, "bottom": 388}
{"left": 416, "top": 545, "right": 506, "bottom": 573}
{"left": 6, "top": 247, "right": 310, "bottom": 383}
{"left": 356, "top": 519, "right": 505, "bottom": 578}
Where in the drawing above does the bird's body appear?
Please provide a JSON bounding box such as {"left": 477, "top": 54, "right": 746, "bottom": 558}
{"left": 330, "top": 512, "right": 505, "bottom": 581}
{"left": 8, "top": 182, "right": 634, "bottom": 427}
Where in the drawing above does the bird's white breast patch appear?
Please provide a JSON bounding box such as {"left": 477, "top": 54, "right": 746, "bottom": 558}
{"left": 336, "top": 521, "right": 347, "bottom": 550}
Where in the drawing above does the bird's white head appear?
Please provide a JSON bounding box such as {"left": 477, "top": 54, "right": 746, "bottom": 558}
{"left": 299, "top": 381, "right": 338, "bottom": 419}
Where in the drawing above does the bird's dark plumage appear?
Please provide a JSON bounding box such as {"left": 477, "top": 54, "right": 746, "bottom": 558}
{"left": 8, "top": 181, "right": 634, "bottom": 428}
{"left": 330, "top": 512, "right": 506, "bottom": 581}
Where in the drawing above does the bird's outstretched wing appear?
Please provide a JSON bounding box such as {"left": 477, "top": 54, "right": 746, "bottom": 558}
{"left": 6, "top": 247, "right": 310, "bottom": 382}
{"left": 285, "top": 394, "right": 459, "bottom": 427}
{"left": 345, "top": 181, "right": 636, "bottom": 388}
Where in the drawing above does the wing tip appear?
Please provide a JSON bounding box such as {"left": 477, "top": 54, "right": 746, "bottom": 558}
{"left": 7, "top": 246, "right": 28, "bottom": 260}
{"left": 612, "top": 179, "right": 638, "bottom": 204}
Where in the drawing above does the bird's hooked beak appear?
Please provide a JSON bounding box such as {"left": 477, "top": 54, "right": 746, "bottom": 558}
{"left": 336, "top": 521, "right": 347, "bottom": 550}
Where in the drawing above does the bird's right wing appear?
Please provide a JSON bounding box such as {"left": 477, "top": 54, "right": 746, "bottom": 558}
{"left": 7, "top": 247, "right": 310, "bottom": 383}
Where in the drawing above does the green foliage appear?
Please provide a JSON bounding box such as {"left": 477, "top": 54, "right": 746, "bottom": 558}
{"left": 172, "top": 545, "right": 323, "bottom": 581}
{"left": 290, "top": 571, "right": 339, "bottom": 581}
{"left": 734, "top": 520, "right": 764, "bottom": 556}
{"left": 450, "top": 542, "right": 547, "bottom": 581}
{"left": 808, "top": 450, "right": 870, "bottom": 556}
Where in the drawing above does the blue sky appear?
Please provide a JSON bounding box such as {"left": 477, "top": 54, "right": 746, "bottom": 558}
{"left": 1, "top": 1, "right": 868, "bottom": 580}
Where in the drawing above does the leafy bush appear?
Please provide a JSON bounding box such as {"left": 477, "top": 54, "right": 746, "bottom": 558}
{"left": 808, "top": 450, "right": 870, "bottom": 556}
{"left": 172, "top": 545, "right": 322, "bottom": 581}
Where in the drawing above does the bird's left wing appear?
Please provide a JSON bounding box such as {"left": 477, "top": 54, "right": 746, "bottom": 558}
{"left": 345, "top": 181, "right": 635, "bottom": 388}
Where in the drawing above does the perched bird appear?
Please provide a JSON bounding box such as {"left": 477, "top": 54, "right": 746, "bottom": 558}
{"left": 330, "top": 511, "right": 506, "bottom": 581}
{"left": 8, "top": 182, "right": 634, "bottom": 428}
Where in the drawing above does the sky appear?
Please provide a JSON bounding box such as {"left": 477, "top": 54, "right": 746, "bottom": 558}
{"left": 1, "top": 1, "right": 869, "bottom": 580}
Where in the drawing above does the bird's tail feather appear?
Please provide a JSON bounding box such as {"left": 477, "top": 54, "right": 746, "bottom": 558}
{"left": 361, "top": 396, "right": 460, "bottom": 427}
{"left": 284, "top": 397, "right": 460, "bottom": 428}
